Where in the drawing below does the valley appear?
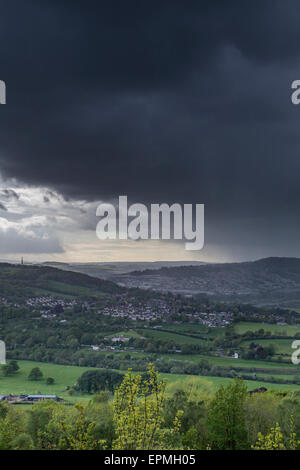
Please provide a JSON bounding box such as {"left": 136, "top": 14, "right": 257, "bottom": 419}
{"left": 0, "top": 262, "right": 300, "bottom": 400}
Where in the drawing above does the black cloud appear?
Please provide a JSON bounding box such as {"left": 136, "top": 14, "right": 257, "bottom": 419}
{"left": 0, "top": 1, "right": 300, "bottom": 258}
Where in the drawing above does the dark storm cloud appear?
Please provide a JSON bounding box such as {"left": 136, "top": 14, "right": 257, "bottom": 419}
{"left": 1, "top": 0, "right": 300, "bottom": 258}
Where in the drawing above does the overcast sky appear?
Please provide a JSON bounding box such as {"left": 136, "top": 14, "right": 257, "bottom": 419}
{"left": 0, "top": 1, "right": 300, "bottom": 262}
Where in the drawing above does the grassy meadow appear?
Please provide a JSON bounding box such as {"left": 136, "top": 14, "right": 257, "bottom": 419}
{"left": 240, "top": 338, "right": 296, "bottom": 355}
{"left": 0, "top": 361, "right": 94, "bottom": 403}
{"left": 0, "top": 359, "right": 299, "bottom": 408}
{"left": 234, "top": 321, "right": 300, "bottom": 336}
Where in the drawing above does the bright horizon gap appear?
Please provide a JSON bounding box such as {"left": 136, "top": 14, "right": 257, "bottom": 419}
{"left": 0, "top": 254, "right": 297, "bottom": 265}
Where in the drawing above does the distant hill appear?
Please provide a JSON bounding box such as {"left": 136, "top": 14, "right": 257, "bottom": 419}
{"left": 0, "top": 263, "right": 124, "bottom": 301}
{"left": 114, "top": 257, "right": 300, "bottom": 306}
{"left": 38, "top": 260, "right": 207, "bottom": 279}
{"left": 10, "top": 257, "right": 300, "bottom": 307}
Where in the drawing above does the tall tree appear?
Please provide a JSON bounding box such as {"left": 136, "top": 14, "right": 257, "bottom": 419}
{"left": 207, "top": 379, "right": 248, "bottom": 450}
{"left": 113, "top": 364, "right": 182, "bottom": 450}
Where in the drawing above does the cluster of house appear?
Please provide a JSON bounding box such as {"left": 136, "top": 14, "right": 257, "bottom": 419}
{"left": 101, "top": 299, "right": 173, "bottom": 322}
{"left": 99, "top": 296, "right": 235, "bottom": 328}
{"left": 91, "top": 334, "right": 137, "bottom": 351}
{"left": 0, "top": 394, "right": 63, "bottom": 404}
{"left": 0, "top": 297, "right": 20, "bottom": 308}
{"left": 26, "top": 296, "right": 77, "bottom": 310}
{"left": 106, "top": 335, "right": 130, "bottom": 343}
{"left": 185, "top": 311, "right": 234, "bottom": 328}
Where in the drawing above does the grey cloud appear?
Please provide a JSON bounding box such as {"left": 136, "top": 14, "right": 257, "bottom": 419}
{"left": 0, "top": 1, "right": 300, "bottom": 258}
{"left": 0, "top": 229, "right": 64, "bottom": 254}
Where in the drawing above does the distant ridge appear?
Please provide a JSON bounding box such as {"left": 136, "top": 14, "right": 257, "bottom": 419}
{"left": 36, "top": 260, "right": 207, "bottom": 280}
{"left": 11, "top": 257, "right": 300, "bottom": 306}
{"left": 0, "top": 263, "right": 124, "bottom": 301}
{"left": 115, "top": 257, "right": 300, "bottom": 306}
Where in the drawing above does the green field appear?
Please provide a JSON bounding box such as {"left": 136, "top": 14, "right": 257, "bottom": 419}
{"left": 160, "top": 353, "right": 297, "bottom": 370}
{"left": 40, "top": 280, "right": 108, "bottom": 298}
{"left": 117, "top": 350, "right": 297, "bottom": 371}
{"left": 155, "top": 373, "right": 300, "bottom": 392}
{"left": 0, "top": 360, "right": 299, "bottom": 407}
{"left": 234, "top": 322, "right": 300, "bottom": 336}
{"left": 115, "top": 350, "right": 300, "bottom": 385}
{"left": 158, "top": 323, "right": 225, "bottom": 339}
{"left": 240, "top": 338, "right": 295, "bottom": 355}
{"left": 142, "top": 328, "right": 208, "bottom": 346}
{"left": 0, "top": 361, "right": 95, "bottom": 403}
{"left": 106, "top": 330, "right": 143, "bottom": 339}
